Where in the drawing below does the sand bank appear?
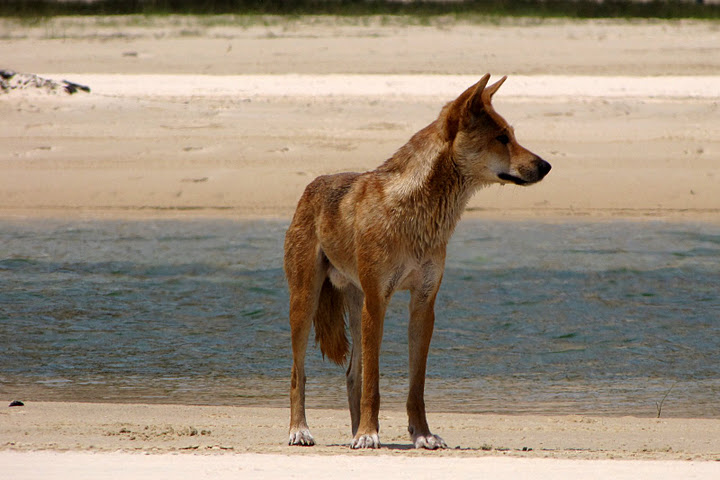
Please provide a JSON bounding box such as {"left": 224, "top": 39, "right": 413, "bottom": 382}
{"left": 2, "top": 16, "right": 719, "bottom": 76}
{"left": 2, "top": 16, "right": 719, "bottom": 221}
{"left": 2, "top": 72, "right": 719, "bottom": 221}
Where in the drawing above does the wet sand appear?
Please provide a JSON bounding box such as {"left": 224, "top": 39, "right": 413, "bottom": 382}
{"left": 2, "top": 403, "right": 720, "bottom": 479}
{"left": 3, "top": 402, "right": 720, "bottom": 460}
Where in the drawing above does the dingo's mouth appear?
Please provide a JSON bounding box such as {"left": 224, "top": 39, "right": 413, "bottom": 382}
{"left": 497, "top": 173, "right": 529, "bottom": 185}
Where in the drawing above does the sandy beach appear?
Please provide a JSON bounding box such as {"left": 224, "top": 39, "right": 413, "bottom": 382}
{"left": 1, "top": 14, "right": 719, "bottom": 477}
{"left": 2, "top": 402, "right": 720, "bottom": 478}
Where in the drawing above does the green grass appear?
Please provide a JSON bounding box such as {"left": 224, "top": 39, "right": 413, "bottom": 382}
{"left": 2, "top": 0, "right": 719, "bottom": 20}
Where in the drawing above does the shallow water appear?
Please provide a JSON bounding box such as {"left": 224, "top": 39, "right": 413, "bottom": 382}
{"left": 1, "top": 218, "right": 718, "bottom": 417}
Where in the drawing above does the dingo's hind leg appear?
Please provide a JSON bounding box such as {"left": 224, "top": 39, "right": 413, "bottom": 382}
{"left": 286, "top": 221, "right": 326, "bottom": 446}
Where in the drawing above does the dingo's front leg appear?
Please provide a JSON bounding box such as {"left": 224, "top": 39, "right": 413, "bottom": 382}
{"left": 406, "top": 284, "right": 447, "bottom": 450}
{"left": 345, "top": 286, "right": 364, "bottom": 437}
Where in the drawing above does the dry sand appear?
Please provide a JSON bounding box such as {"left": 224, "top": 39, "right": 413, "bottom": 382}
{"left": 1, "top": 14, "right": 719, "bottom": 477}
{"left": 5, "top": 451, "right": 720, "bottom": 480}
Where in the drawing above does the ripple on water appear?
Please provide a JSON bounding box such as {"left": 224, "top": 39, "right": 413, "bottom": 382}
{"left": 0, "top": 218, "right": 718, "bottom": 416}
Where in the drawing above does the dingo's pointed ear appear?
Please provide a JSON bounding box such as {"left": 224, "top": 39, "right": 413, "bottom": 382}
{"left": 481, "top": 76, "right": 507, "bottom": 102}
{"left": 467, "top": 73, "right": 491, "bottom": 114}
{"left": 444, "top": 74, "right": 491, "bottom": 141}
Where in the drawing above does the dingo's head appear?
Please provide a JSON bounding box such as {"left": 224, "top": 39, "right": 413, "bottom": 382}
{"left": 444, "top": 74, "right": 551, "bottom": 187}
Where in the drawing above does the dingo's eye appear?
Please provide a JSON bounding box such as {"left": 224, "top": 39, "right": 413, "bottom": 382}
{"left": 496, "top": 134, "right": 510, "bottom": 145}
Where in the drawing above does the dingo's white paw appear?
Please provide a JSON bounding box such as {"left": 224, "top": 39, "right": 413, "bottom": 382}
{"left": 412, "top": 433, "right": 447, "bottom": 450}
{"left": 289, "top": 429, "right": 315, "bottom": 446}
{"left": 351, "top": 433, "right": 380, "bottom": 449}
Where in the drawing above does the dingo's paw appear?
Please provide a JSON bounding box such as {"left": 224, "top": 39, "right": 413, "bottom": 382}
{"left": 351, "top": 433, "right": 380, "bottom": 449}
{"left": 412, "top": 433, "right": 447, "bottom": 450}
{"left": 289, "top": 429, "right": 315, "bottom": 446}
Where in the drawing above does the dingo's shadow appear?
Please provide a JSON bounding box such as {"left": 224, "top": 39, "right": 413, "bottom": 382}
{"left": 327, "top": 443, "right": 415, "bottom": 451}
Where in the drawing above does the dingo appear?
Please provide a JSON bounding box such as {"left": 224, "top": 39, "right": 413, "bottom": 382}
{"left": 285, "top": 75, "right": 550, "bottom": 449}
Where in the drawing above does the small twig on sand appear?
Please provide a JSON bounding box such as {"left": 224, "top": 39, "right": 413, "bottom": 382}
{"left": 656, "top": 381, "right": 678, "bottom": 418}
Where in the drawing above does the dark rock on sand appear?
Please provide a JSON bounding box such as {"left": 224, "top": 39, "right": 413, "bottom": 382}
{"left": 0, "top": 69, "right": 90, "bottom": 95}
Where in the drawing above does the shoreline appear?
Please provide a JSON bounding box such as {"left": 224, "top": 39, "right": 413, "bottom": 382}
{"left": 1, "top": 206, "right": 720, "bottom": 224}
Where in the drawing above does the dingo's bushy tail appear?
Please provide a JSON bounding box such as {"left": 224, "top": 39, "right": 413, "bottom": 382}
{"left": 314, "top": 278, "right": 348, "bottom": 365}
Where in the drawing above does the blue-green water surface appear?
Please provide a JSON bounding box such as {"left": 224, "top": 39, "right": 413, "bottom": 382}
{"left": 1, "top": 219, "right": 718, "bottom": 417}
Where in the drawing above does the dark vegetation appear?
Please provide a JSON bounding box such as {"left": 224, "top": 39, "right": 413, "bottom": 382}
{"left": 1, "top": 0, "right": 719, "bottom": 20}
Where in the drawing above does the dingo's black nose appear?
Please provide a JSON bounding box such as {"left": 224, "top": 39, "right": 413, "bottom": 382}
{"left": 536, "top": 159, "right": 552, "bottom": 179}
